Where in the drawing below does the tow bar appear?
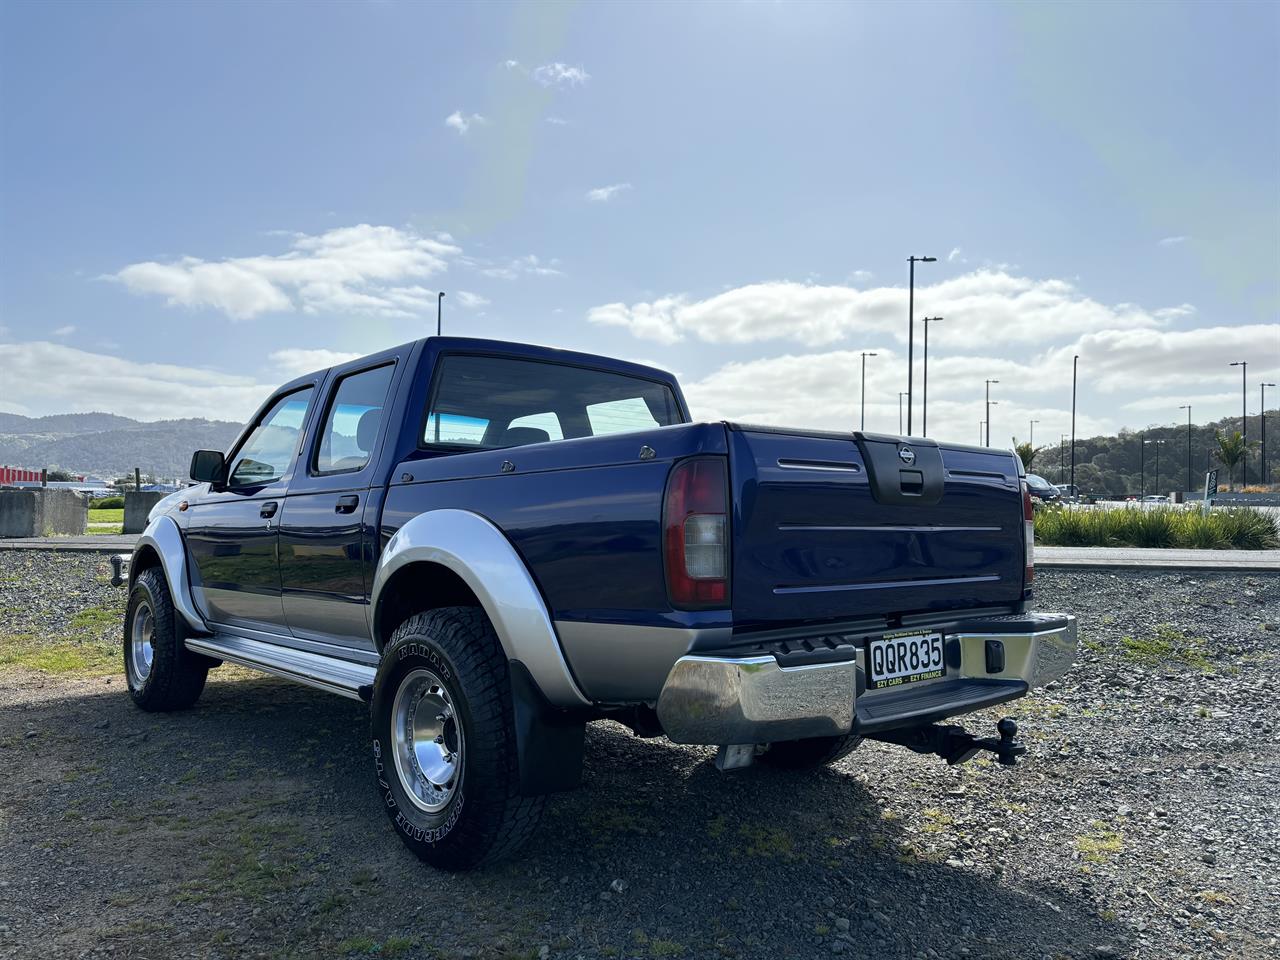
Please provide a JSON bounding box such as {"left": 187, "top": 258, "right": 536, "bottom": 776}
{"left": 872, "top": 717, "right": 1026, "bottom": 767}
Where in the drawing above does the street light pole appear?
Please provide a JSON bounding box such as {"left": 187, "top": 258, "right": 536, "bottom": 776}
{"left": 436, "top": 291, "right": 445, "bottom": 336}
{"left": 1139, "top": 431, "right": 1145, "bottom": 498}
{"left": 1070, "top": 354, "right": 1079, "bottom": 493}
{"left": 1029, "top": 419, "right": 1040, "bottom": 448}
{"left": 1144, "top": 439, "right": 1165, "bottom": 498}
{"left": 1179, "top": 405, "right": 1192, "bottom": 493}
{"left": 1230, "top": 361, "right": 1247, "bottom": 485}
{"left": 1263, "top": 383, "right": 1276, "bottom": 486}
{"left": 921, "top": 317, "right": 942, "bottom": 436}
{"left": 984, "top": 379, "right": 999, "bottom": 447}
{"left": 898, "top": 392, "right": 907, "bottom": 434}
{"left": 906, "top": 256, "right": 936, "bottom": 435}
{"left": 859, "top": 352, "right": 877, "bottom": 431}
{"left": 1060, "top": 434, "right": 1067, "bottom": 484}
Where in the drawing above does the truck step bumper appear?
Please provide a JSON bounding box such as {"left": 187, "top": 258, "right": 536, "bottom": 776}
{"left": 655, "top": 615, "right": 1076, "bottom": 746}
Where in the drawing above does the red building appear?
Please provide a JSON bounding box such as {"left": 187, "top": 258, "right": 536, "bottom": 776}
{"left": 0, "top": 466, "right": 84, "bottom": 484}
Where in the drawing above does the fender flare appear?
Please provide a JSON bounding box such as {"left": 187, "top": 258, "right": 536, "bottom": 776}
{"left": 370, "top": 508, "right": 591, "bottom": 709}
{"left": 129, "top": 515, "right": 208, "bottom": 635}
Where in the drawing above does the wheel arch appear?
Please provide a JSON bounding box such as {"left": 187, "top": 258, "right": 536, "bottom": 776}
{"left": 370, "top": 508, "right": 590, "bottom": 709}
{"left": 128, "top": 515, "right": 207, "bottom": 635}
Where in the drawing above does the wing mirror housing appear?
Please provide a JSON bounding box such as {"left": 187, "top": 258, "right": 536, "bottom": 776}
{"left": 189, "top": 449, "right": 226, "bottom": 485}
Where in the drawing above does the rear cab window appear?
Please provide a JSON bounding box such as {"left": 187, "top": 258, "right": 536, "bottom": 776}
{"left": 421, "top": 354, "right": 682, "bottom": 450}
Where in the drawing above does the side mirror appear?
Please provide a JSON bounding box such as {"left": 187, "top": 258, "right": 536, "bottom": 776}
{"left": 189, "top": 450, "right": 226, "bottom": 484}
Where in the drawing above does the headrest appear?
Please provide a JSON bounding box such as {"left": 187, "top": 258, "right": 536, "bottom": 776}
{"left": 356, "top": 408, "right": 381, "bottom": 451}
{"left": 501, "top": 426, "right": 550, "bottom": 447}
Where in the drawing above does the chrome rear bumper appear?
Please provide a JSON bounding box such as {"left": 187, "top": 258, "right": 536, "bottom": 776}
{"left": 655, "top": 615, "right": 1077, "bottom": 745}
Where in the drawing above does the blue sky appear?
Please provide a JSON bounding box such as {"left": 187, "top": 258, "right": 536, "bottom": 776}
{"left": 1, "top": 0, "right": 1277, "bottom": 449}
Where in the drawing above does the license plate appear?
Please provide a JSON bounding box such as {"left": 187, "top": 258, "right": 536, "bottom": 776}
{"left": 867, "top": 632, "right": 945, "bottom": 689}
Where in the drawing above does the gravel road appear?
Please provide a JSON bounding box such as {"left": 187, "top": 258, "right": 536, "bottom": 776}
{"left": 0, "top": 553, "right": 1277, "bottom": 960}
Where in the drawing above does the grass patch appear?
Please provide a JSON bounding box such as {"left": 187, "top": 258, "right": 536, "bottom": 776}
{"left": 1075, "top": 822, "right": 1124, "bottom": 864}
{"left": 1035, "top": 504, "right": 1278, "bottom": 549}
{"left": 70, "top": 604, "right": 122, "bottom": 632}
{"left": 1119, "top": 625, "right": 1211, "bottom": 671}
{"left": 0, "top": 632, "right": 118, "bottom": 676}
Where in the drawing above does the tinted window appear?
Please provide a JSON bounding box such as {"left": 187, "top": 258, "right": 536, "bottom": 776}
{"left": 314, "top": 364, "right": 395, "bottom": 474}
{"left": 423, "top": 355, "right": 681, "bottom": 449}
{"left": 228, "top": 387, "right": 313, "bottom": 487}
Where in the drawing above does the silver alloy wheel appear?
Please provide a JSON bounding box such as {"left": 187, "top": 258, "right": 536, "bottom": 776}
{"left": 129, "top": 600, "right": 155, "bottom": 687}
{"left": 391, "top": 668, "right": 463, "bottom": 814}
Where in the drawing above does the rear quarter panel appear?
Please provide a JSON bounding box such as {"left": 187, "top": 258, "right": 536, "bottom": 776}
{"left": 379, "top": 423, "right": 730, "bottom": 628}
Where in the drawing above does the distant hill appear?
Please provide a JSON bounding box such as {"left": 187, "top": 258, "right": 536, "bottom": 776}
{"left": 0, "top": 413, "right": 242, "bottom": 480}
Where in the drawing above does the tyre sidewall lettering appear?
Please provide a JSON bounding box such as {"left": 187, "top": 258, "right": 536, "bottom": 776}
{"left": 373, "top": 643, "right": 467, "bottom": 848}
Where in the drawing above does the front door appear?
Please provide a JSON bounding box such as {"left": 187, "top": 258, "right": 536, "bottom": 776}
{"left": 278, "top": 361, "right": 397, "bottom": 653}
{"left": 186, "top": 385, "right": 315, "bottom": 632}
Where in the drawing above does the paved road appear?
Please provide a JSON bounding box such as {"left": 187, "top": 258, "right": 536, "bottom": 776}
{"left": 1, "top": 534, "right": 1278, "bottom": 571}
{"left": 0, "top": 535, "right": 138, "bottom": 552}
{"left": 1037, "top": 545, "right": 1280, "bottom": 570}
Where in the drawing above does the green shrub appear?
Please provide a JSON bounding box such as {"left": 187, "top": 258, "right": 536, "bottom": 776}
{"left": 1034, "top": 505, "right": 1278, "bottom": 550}
{"left": 91, "top": 496, "right": 124, "bottom": 509}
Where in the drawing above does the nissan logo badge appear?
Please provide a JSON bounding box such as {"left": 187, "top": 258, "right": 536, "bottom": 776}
{"left": 898, "top": 446, "right": 916, "bottom": 465}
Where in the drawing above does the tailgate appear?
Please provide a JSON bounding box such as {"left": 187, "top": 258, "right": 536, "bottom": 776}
{"left": 727, "top": 425, "right": 1025, "bottom": 629}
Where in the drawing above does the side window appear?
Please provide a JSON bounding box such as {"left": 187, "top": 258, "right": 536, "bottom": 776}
{"left": 228, "top": 387, "right": 314, "bottom": 487}
{"left": 314, "top": 364, "right": 395, "bottom": 475}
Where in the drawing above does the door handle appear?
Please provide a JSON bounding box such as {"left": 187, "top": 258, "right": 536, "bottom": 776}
{"left": 335, "top": 495, "right": 360, "bottom": 514}
{"left": 259, "top": 501, "right": 279, "bottom": 519}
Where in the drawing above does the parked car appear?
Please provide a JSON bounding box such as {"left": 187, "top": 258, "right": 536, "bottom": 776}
{"left": 114, "top": 337, "right": 1077, "bottom": 870}
{"left": 1141, "top": 494, "right": 1168, "bottom": 503}
{"left": 1024, "top": 473, "right": 1060, "bottom": 503}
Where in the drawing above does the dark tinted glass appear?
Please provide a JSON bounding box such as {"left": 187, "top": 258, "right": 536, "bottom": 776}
{"left": 423, "top": 355, "right": 681, "bottom": 449}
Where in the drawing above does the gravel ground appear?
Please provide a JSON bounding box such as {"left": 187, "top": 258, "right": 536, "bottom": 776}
{"left": 0, "top": 552, "right": 1277, "bottom": 960}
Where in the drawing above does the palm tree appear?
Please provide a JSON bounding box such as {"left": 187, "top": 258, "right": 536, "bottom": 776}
{"left": 1012, "top": 438, "right": 1038, "bottom": 473}
{"left": 1214, "top": 431, "right": 1251, "bottom": 490}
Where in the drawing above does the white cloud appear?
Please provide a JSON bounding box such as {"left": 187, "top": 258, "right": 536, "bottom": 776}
{"left": 1158, "top": 235, "right": 1188, "bottom": 246}
{"left": 947, "top": 247, "right": 965, "bottom": 263}
{"left": 587, "top": 271, "right": 1178, "bottom": 348}
{"left": 52, "top": 325, "right": 76, "bottom": 337}
{"left": 269, "top": 348, "right": 362, "bottom": 378}
{"left": 677, "top": 322, "right": 1279, "bottom": 444}
{"left": 504, "top": 59, "right": 520, "bottom": 70}
{"left": 586, "top": 183, "right": 632, "bottom": 203}
{"left": 533, "top": 62, "right": 589, "bottom": 88}
{"left": 108, "top": 224, "right": 462, "bottom": 321}
{"left": 848, "top": 270, "right": 874, "bottom": 285}
{"left": 545, "top": 116, "right": 569, "bottom": 126}
{"left": 445, "top": 110, "right": 486, "bottom": 135}
{"left": 455, "top": 290, "right": 490, "bottom": 309}
{"left": 472, "top": 254, "right": 562, "bottom": 280}
{"left": 0, "top": 341, "right": 273, "bottom": 422}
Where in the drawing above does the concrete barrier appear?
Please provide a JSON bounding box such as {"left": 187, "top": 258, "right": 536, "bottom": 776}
{"left": 0, "top": 488, "right": 88, "bottom": 537}
{"left": 123, "top": 491, "right": 167, "bottom": 534}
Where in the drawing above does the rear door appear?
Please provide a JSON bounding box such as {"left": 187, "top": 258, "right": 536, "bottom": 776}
{"left": 186, "top": 385, "right": 316, "bottom": 632}
{"left": 727, "top": 426, "right": 1025, "bottom": 629}
{"left": 278, "top": 359, "right": 401, "bottom": 654}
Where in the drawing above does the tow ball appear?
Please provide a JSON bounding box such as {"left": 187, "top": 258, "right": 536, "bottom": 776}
{"left": 873, "top": 717, "right": 1027, "bottom": 767}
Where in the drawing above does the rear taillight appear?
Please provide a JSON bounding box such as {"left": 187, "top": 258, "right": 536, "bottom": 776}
{"left": 664, "top": 457, "right": 729, "bottom": 608}
{"left": 1022, "top": 480, "right": 1035, "bottom": 584}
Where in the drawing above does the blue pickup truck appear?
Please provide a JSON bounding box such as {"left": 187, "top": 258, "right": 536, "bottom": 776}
{"left": 118, "top": 336, "right": 1076, "bottom": 870}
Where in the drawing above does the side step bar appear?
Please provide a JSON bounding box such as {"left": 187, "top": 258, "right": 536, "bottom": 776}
{"left": 186, "top": 634, "right": 376, "bottom": 702}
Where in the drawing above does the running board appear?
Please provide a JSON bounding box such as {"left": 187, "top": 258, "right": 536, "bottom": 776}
{"left": 186, "top": 634, "right": 376, "bottom": 701}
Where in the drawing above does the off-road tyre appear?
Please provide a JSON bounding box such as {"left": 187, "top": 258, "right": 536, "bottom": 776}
{"left": 124, "top": 566, "right": 208, "bottom": 711}
{"left": 371, "top": 607, "right": 545, "bottom": 871}
{"left": 760, "top": 733, "right": 863, "bottom": 770}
